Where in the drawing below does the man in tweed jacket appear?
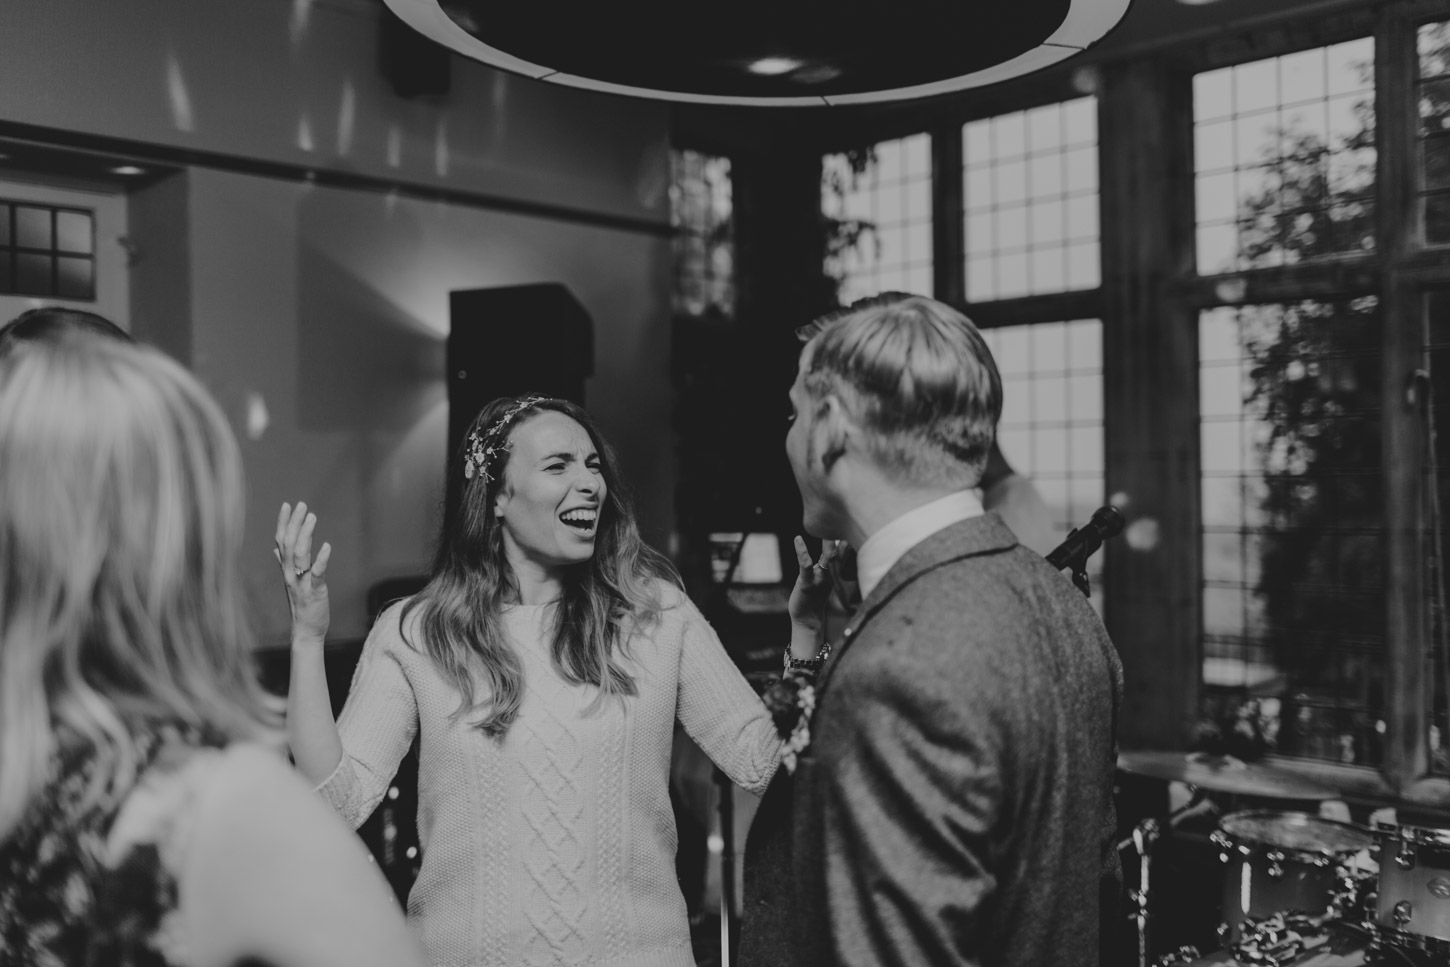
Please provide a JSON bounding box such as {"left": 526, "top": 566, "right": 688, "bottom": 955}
{"left": 739, "top": 294, "right": 1123, "bottom": 967}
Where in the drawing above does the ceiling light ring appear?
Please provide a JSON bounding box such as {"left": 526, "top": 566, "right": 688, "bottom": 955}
{"left": 385, "top": 0, "right": 1133, "bottom": 107}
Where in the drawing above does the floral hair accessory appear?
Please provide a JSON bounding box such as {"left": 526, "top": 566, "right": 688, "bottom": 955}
{"left": 463, "top": 395, "right": 552, "bottom": 486}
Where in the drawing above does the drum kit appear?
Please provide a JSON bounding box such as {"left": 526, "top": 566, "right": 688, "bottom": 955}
{"left": 1117, "top": 751, "right": 1450, "bottom": 967}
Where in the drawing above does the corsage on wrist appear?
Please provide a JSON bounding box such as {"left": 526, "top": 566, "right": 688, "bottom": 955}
{"left": 762, "top": 641, "right": 830, "bottom": 774}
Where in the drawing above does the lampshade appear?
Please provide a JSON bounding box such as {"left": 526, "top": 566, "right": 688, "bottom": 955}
{"left": 384, "top": 0, "right": 1133, "bottom": 106}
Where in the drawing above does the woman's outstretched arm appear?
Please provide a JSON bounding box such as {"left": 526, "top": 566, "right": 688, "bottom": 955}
{"left": 275, "top": 501, "right": 420, "bottom": 826}
{"left": 275, "top": 501, "right": 343, "bottom": 785}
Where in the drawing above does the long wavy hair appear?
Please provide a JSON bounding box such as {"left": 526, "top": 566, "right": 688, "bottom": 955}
{"left": 0, "top": 335, "right": 281, "bottom": 839}
{"left": 402, "top": 396, "right": 678, "bottom": 736}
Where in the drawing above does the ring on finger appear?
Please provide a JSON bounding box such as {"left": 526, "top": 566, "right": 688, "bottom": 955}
{"left": 294, "top": 566, "right": 310, "bottom": 578}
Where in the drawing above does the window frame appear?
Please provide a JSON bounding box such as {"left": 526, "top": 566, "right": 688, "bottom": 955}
{"left": 0, "top": 199, "right": 97, "bottom": 302}
{"left": 1168, "top": 1, "right": 1450, "bottom": 802}
{"left": 784, "top": 0, "right": 1450, "bottom": 806}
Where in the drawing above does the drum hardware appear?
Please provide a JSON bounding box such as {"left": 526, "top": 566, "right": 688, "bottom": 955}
{"left": 1225, "top": 911, "right": 1334, "bottom": 966}
{"left": 1119, "top": 787, "right": 1213, "bottom": 967}
{"left": 1187, "top": 811, "right": 1450, "bottom": 966}
{"left": 1128, "top": 816, "right": 1162, "bottom": 967}
{"left": 1210, "top": 811, "right": 1374, "bottom": 948}
{"left": 1394, "top": 842, "right": 1416, "bottom": 871}
{"left": 1109, "top": 755, "right": 1450, "bottom": 966}
{"left": 1364, "top": 820, "right": 1450, "bottom": 960}
{"left": 1113, "top": 752, "right": 1338, "bottom": 967}
{"left": 1155, "top": 945, "right": 1204, "bottom": 966}
{"left": 1365, "top": 922, "right": 1450, "bottom": 960}
{"left": 1135, "top": 810, "right": 1450, "bottom": 967}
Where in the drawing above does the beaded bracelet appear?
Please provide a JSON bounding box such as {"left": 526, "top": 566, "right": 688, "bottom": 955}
{"left": 785, "top": 639, "right": 832, "bottom": 673}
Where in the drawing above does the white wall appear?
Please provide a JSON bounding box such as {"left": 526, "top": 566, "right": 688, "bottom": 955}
{"left": 0, "top": 0, "right": 676, "bottom": 643}
{"left": 0, "top": 0, "right": 672, "bottom": 222}
{"left": 132, "top": 167, "right": 671, "bottom": 644}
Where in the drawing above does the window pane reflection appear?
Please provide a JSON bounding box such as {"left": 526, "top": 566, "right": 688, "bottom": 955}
{"left": 823, "top": 134, "right": 934, "bottom": 306}
{"left": 14, "top": 206, "right": 51, "bottom": 250}
{"left": 670, "top": 149, "right": 735, "bottom": 319}
{"left": 1194, "top": 38, "right": 1376, "bottom": 273}
{"left": 0, "top": 201, "right": 95, "bottom": 300}
{"left": 1420, "top": 23, "right": 1450, "bottom": 249}
{"left": 56, "top": 256, "right": 94, "bottom": 300}
{"left": 959, "top": 97, "right": 1101, "bottom": 301}
{"left": 981, "top": 319, "right": 1106, "bottom": 611}
{"left": 1199, "top": 299, "right": 1386, "bottom": 767}
{"left": 15, "top": 253, "right": 50, "bottom": 295}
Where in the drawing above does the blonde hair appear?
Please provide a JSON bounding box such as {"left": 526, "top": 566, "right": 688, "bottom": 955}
{"left": 0, "top": 334, "right": 281, "bottom": 838}
{"left": 797, "top": 294, "right": 1002, "bottom": 486}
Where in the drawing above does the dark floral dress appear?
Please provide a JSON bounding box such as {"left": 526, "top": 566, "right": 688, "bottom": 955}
{"left": 0, "top": 729, "right": 221, "bottom": 967}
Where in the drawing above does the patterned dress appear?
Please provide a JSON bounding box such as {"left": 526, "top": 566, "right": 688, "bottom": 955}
{"left": 0, "top": 728, "right": 249, "bottom": 967}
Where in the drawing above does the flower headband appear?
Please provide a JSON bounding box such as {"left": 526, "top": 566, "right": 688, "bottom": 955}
{"left": 463, "top": 395, "right": 552, "bottom": 487}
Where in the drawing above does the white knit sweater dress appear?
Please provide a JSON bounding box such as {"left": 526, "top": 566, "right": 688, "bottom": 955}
{"left": 315, "top": 583, "right": 783, "bottom": 967}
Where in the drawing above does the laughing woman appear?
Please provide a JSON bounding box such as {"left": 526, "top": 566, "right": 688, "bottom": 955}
{"left": 277, "top": 395, "right": 836, "bottom": 967}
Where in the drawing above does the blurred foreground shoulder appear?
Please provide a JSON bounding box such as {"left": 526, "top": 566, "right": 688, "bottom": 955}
{"left": 181, "top": 743, "right": 424, "bottom": 967}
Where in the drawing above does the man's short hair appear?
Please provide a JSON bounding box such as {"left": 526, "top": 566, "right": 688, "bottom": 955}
{"left": 797, "top": 293, "right": 1002, "bottom": 487}
{"left": 0, "top": 307, "right": 131, "bottom": 357}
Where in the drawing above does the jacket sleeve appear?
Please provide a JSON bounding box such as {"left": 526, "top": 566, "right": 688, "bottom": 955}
{"left": 810, "top": 633, "right": 1001, "bottom": 967}
{"left": 1098, "top": 634, "right": 1126, "bottom": 964}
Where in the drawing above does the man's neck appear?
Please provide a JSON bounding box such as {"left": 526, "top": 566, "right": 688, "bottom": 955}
{"left": 842, "top": 478, "right": 971, "bottom": 548}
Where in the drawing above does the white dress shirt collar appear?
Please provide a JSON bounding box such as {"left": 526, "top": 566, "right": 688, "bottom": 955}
{"left": 855, "top": 490, "right": 984, "bottom": 601}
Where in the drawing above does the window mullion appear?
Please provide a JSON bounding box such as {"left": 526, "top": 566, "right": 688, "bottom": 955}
{"left": 1378, "top": 3, "right": 1431, "bottom": 792}
{"left": 932, "top": 126, "right": 964, "bottom": 307}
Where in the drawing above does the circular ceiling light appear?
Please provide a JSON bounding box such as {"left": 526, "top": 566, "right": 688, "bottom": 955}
{"left": 387, "top": 0, "right": 1134, "bottom": 107}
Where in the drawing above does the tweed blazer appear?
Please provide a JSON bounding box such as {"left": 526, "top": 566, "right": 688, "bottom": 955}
{"left": 738, "top": 512, "right": 1123, "bottom": 967}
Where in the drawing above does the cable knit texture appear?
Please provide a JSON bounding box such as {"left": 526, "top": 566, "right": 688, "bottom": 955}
{"left": 316, "top": 582, "right": 782, "bottom": 967}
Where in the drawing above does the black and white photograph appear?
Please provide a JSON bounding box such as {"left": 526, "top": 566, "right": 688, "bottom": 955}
{"left": 1, "top": 2, "right": 1449, "bottom": 966}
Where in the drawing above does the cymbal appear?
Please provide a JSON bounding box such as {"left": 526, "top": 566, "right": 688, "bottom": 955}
{"left": 1117, "top": 751, "right": 1339, "bottom": 800}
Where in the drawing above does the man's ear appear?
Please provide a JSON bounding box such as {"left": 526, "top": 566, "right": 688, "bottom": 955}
{"left": 815, "top": 395, "right": 853, "bottom": 472}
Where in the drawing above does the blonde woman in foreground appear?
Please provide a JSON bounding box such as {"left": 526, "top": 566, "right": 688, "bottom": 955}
{"left": 0, "top": 332, "right": 422, "bottom": 967}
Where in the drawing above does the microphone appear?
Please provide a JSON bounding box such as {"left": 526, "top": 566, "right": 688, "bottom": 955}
{"left": 1046, "top": 505, "right": 1126, "bottom": 572}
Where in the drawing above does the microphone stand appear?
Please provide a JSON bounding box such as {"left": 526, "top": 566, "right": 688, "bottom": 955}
{"left": 1046, "top": 505, "right": 1126, "bottom": 598}
{"left": 1059, "top": 543, "right": 1095, "bottom": 597}
{"left": 714, "top": 765, "right": 736, "bottom": 965}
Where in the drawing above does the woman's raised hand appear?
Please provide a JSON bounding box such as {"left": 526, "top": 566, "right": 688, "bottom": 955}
{"left": 274, "top": 501, "right": 332, "bottom": 646}
{"left": 787, "top": 536, "right": 844, "bottom": 640}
